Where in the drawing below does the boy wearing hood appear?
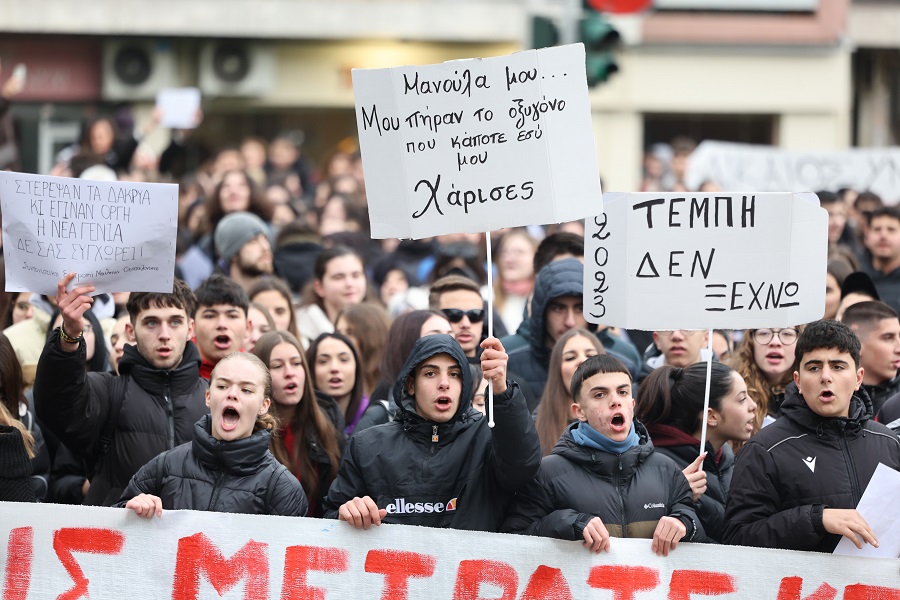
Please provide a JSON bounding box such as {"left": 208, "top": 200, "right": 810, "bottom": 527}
{"left": 323, "top": 334, "right": 540, "bottom": 531}
{"left": 501, "top": 258, "right": 640, "bottom": 406}
{"left": 724, "top": 320, "right": 900, "bottom": 552}
{"left": 502, "top": 354, "right": 700, "bottom": 555}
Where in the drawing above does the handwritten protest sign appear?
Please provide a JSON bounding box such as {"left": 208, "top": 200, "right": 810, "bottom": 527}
{"left": 584, "top": 192, "right": 827, "bottom": 330}
{"left": 0, "top": 172, "right": 178, "bottom": 295}
{"left": 352, "top": 43, "right": 602, "bottom": 239}
{"left": 2, "top": 503, "right": 897, "bottom": 599}
{"left": 686, "top": 140, "right": 900, "bottom": 204}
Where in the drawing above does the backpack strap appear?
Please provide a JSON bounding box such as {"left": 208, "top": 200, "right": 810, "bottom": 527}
{"left": 263, "top": 462, "right": 288, "bottom": 515}
{"left": 92, "top": 374, "right": 129, "bottom": 479}
{"left": 98, "top": 374, "right": 129, "bottom": 455}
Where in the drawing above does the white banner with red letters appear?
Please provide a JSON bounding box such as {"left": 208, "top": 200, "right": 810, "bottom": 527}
{"left": 1, "top": 502, "right": 898, "bottom": 599}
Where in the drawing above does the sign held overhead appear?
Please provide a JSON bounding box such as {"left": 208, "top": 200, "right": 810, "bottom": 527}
{"left": 584, "top": 192, "right": 828, "bottom": 330}
{"left": 353, "top": 43, "right": 602, "bottom": 239}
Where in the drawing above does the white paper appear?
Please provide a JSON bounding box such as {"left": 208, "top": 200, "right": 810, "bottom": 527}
{"left": 834, "top": 463, "right": 900, "bottom": 558}
{"left": 0, "top": 172, "right": 178, "bottom": 295}
{"left": 686, "top": 141, "right": 900, "bottom": 205}
{"left": 156, "top": 87, "right": 201, "bottom": 129}
{"left": 352, "top": 43, "right": 602, "bottom": 239}
{"left": 584, "top": 192, "right": 827, "bottom": 330}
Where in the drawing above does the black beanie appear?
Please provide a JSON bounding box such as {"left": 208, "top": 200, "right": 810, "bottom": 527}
{"left": 0, "top": 425, "right": 36, "bottom": 503}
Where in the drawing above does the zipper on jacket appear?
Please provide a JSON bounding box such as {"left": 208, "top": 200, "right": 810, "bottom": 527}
{"left": 615, "top": 456, "right": 627, "bottom": 538}
{"left": 432, "top": 425, "right": 439, "bottom": 444}
{"left": 839, "top": 433, "right": 861, "bottom": 504}
{"left": 164, "top": 372, "right": 175, "bottom": 449}
{"left": 208, "top": 470, "right": 226, "bottom": 511}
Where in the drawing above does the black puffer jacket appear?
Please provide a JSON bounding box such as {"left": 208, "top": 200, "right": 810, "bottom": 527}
{"left": 648, "top": 423, "right": 734, "bottom": 543}
{"left": 502, "top": 421, "right": 700, "bottom": 542}
{"left": 869, "top": 372, "right": 900, "bottom": 421}
{"left": 322, "top": 334, "right": 541, "bottom": 531}
{"left": 34, "top": 332, "right": 209, "bottom": 506}
{"left": 724, "top": 383, "right": 900, "bottom": 552}
{"left": 119, "top": 416, "right": 307, "bottom": 516}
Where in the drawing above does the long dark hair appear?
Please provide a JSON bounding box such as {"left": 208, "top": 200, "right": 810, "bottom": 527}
{"left": 636, "top": 362, "right": 735, "bottom": 436}
{"left": 253, "top": 331, "right": 341, "bottom": 506}
{"left": 379, "top": 310, "right": 449, "bottom": 387}
{"left": 535, "top": 329, "right": 604, "bottom": 456}
{"left": 307, "top": 331, "right": 364, "bottom": 427}
{"left": 205, "top": 169, "right": 273, "bottom": 230}
{"left": 0, "top": 333, "right": 25, "bottom": 419}
{"left": 335, "top": 303, "right": 391, "bottom": 397}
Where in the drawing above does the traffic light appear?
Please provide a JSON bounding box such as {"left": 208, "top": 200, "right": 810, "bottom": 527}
{"left": 580, "top": 11, "right": 620, "bottom": 86}
{"left": 531, "top": 15, "right": 559, "bottom": 50}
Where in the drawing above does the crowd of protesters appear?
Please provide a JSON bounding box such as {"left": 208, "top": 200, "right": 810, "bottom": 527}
{"left": 0, "top": 99, "right": 898, "bottom": 559}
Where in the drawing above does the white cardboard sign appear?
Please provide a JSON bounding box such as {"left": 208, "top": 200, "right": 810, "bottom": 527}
{"left": 352, "top": 43, "right": 602, "bottom": 239}
{"left": 2, "top": 502, "right": 898, "bottom": 598}
{"left": 0, "top": 172, "right": 178, "bottom": 295}
{"left": 686, "top": 140, "right": 900, "bottom": 204}
{"left": 584, "top": 192, "right": 828, "bottom": 330}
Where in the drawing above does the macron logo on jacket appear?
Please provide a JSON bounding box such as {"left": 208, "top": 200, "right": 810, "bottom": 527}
{"left": 385, "top": 497, "right": 457, "bottom": 515}
{"left": 802, "top": 456, "right": 816, "bottom": 473}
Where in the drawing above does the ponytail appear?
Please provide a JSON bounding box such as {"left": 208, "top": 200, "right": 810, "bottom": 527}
{"left": 636, "top": 362, "right": 734, "bottom": 436}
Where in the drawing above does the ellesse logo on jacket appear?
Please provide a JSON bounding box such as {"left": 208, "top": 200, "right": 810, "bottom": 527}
{"left": 385, "top": 497, "right": 458, "bottom": 515}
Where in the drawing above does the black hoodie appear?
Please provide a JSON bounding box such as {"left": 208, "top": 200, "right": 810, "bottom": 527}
{"left": 724, "top": 382, "right": 900, "bottom": 552}
{"left": 35, "top": 332, "right": 209, "bottom": 506}
{"left": 322, "top": 334, "right": 541, "bottom": 531}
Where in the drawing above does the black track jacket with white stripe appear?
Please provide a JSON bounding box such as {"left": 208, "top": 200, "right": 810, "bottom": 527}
{"left": 724, "top": 382, "right": 900, "bottom": 552}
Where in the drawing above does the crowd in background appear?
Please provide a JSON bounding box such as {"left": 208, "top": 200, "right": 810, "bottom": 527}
{"left": 0, "top": 91, "right": 899, "bottom": 559}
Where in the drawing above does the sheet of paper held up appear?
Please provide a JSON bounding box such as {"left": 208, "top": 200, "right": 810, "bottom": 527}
{"left": 834, "top": 463, "right": 900, "bottom": 558}
{"left": 156, "top": 88, "right": 201, "bottom": 129}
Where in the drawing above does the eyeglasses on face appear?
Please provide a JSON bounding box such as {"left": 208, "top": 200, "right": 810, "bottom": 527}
{"left": 656, "top": 330, "right": 700, "bottom": 337}
{"left": 441, "top": 308, "right": 485, "bottom": 324}
{"left": 753, "top": 328, "right": 798, "bottom": 345}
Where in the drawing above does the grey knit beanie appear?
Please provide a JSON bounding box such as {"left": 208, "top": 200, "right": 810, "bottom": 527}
{"left": 214, "top": 212, "right": 269, "bottom": 264}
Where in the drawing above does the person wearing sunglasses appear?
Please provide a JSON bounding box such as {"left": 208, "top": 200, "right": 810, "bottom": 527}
{"left": 429, "top": 275, "right": 487, "bottom": 362}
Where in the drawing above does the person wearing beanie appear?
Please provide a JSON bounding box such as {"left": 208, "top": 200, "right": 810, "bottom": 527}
{"left": 0, "top": 424, "right": 37, "bottom": 502}
{"left": 214, "top": 211, "right": 274, "bottom": 293}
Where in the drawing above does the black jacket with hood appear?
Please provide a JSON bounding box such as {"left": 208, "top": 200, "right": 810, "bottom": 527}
{"left": 34, "top": 332, "right": 209, "bottom": 506}
{"left": 502, "top": 258, "right": 583, "bottom": 403}
{"left": 119, "top": 415, "right": 307, "bottom": 516}
{"left": 322, "top": 334, "right": 541, "bottom": 531}
{"left": 868, "top": 371, "right": 900, "bottom": 422}
{"left": 501, "top": 259, "right": 640, "bottom": 405}
{"left": 724, "top": 382, "right": 900, "bottom": 552}
{"left": 502, "top": 420, "right": 700, "bottom": 542}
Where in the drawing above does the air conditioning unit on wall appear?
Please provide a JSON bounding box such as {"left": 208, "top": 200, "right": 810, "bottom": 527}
{"left": 103, "top": 39, "right": 178, "bottom": 101}
{"left": 198, "top": 41, "right": 276, "bottom": 97}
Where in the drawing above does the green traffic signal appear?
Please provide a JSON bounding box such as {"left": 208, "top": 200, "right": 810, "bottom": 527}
{"left": 585, "top": 52, "right": 619, "bottom": 86}
{"left": 580, "top": 11, "right": 620, "bottom": 86}
{"left": 531, "top": 15, "right": 559, "bottom": 50}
